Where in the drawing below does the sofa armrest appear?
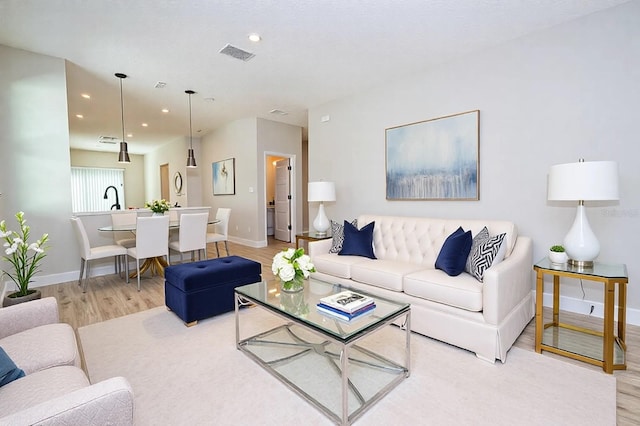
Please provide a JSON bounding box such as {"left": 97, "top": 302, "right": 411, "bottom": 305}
{"left": 482, "top": 236, "right": 533, "bottom": 325}
{"left": 0, "top": 297, "right": 59, "bottom": 339}
{"left": 308, "top": 238, "right": 333, "bottom": 259}
{"left": 0, "top": 377, "right": 134, "bottom": 426}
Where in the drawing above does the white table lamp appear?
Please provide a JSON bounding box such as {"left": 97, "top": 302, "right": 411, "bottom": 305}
{"left": 308, "top": 181, "right": 336, "bottom": 236}
{"left": 547, "top": 159, "right": 619, "bottom": 267}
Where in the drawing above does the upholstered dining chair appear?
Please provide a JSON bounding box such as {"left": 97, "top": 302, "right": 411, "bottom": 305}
{"left": 70, "top": 217, "right": 129, "bottom": 293}
{"left": 110, "top": 211, "right": 137, "bottom": 248}
{"left": 168, "top": 212, "right": 208, "bottom": 263}
{"left": 206, "top": 208, "right": 231, "bottom": 257}
{"left": 127, "top": 215, "right": 170, "bottom": 291}
{"left": 111, "top": 211, "right": 137, "bottom": 275}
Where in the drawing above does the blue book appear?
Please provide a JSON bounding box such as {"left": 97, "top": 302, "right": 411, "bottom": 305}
{"left": 316, "top": 302, "right": 375, "bottom": 321}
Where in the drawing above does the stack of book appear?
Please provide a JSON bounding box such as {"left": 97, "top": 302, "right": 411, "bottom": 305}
{"left": 316, "top": 290, "right": 376, "bottom": 321}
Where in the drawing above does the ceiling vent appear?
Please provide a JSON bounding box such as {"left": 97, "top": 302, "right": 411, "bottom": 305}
{"left": 219, "top": 44, "right": 255, "bottom": 62}
{"left": 98, "top": 135, "right": 119, "bottom": 145}
{"left": 154, "top": 81, "right": 167, "bottom": 89}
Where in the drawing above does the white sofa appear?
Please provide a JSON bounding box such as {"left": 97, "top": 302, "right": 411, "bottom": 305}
{"left": 308, "top": 214, "right": 534, "bottom": 363}
{"left": 0, "top": 297, "right": 134, "bottom": 425}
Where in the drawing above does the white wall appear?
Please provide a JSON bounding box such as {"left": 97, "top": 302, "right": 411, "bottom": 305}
{"left": 70, "top": 149, "right": 146, "bottom": 208}
{"left": 0, "top": 45, "right": 79, "bottom": 287}
{"left": 199, "top": 117, "right": 302, "bottom": 247}
{"left": 308, "top": 2, "right": 640, "bottom": 321}
{"left": 143, "top": 136, "right": 202, "bottom": 208}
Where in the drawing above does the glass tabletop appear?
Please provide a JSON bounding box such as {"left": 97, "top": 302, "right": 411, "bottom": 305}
{"left": 235, "top": 278, "right": 410, "bottom": 343}
{"left": 98, "top": 219, "right": 219, "bottom": 231}
{"left": 534, "top": 258, "right": 628, "bottom": 279}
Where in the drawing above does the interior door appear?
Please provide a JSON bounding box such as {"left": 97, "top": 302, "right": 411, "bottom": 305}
{"left": 160, "top": 164, "right": 170, "bottom": 201}
{"left": 274, "top": 158, "right": 291, "bottom": 242}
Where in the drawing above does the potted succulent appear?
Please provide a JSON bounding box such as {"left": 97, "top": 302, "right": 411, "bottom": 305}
{"left": 1, "top": 211, "right": 49, "bottom": 307}
{"left": 549, "top": 244, "right": 568, "bottom": 264}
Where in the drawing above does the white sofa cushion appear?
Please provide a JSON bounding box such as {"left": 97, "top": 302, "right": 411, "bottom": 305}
{"left": 0, "top": 323, "right": 80, "bottom": 374}
{"left": 404, "top": 269, "right": 484, "bottom": 312}
{"left": 0, "top": 366, "right": 89, "bottom": 417}
{"left": 358, "top": 215, "right": 519, "bottom": 263}
{"left": 351, "top": 259, "right": 425, "bottom": 292}
{"left": 312, "top": 253, "right": 364, "bottom": 279}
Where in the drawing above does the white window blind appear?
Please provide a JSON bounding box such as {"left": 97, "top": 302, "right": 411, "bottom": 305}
{"left": 71, "top": 167, "right": 126, "bottom": 213}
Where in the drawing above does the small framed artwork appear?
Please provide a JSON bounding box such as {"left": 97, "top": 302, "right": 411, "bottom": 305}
{"left": 212, "top": 158, "right": 236, "bottom": 195}
{"left": 385, "top": 110, "right": 479, "bottom": 201}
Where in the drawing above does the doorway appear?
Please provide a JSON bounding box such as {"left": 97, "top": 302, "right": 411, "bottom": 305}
{"left": 160, "top": 164, "right": 170, "bottom": 201}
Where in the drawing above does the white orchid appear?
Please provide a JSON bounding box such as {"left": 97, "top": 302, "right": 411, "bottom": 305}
{"left": 0, "top": 211, "right": 49, "bottom": 297}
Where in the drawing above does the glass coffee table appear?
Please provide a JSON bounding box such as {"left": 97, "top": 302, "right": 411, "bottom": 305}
{"left": 235, "top": 278, "right": 411, "bottom": 425}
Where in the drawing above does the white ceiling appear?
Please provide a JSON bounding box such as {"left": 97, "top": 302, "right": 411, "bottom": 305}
{"left": 0, "top": 0, "right": 630, "bottom": 155}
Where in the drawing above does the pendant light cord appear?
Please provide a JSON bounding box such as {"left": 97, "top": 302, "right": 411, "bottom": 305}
{"left": 188, "top": 91, "right": 193, "bottom": 149}
{"left": 119, "top": 77, "right": 126, "bottom": 143}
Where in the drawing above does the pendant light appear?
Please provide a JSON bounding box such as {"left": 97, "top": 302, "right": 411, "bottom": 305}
{"left": 185, "top": 89, "right": 197, "bottom": 168}
{"left": 115, "top": 73, "right": 131, "bottom": 163}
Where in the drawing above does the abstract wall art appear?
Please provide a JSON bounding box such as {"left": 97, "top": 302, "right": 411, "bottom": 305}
{"left": 385, "top": 110, "right": 479, "bottom": 200}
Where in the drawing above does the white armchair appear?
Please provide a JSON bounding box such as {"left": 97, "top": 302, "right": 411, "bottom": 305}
{"left": 0, "top": 298, "right": 134, "bottom": 425}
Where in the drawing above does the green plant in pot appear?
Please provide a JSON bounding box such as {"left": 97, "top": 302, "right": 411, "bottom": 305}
{"left": 1, "top": 211, "right": 49, "bottom": 306}
{"left": 549, "top": 244, "right": 568, "bottom": 264}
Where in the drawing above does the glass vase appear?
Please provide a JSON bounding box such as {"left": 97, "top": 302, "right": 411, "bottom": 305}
{"left": 280, "top": 275, "right": 305, "bottom": 293}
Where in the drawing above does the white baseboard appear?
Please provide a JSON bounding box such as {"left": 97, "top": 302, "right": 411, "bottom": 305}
{"left": 535, "top": 289, "right": 640, "bottom": 326}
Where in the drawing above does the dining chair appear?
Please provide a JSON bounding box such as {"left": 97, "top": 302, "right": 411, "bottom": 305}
{"left": 111, "top": 211, "right": 137, "bottom": 274}
{"left": 110, "top": 211, "right": 137, "bottom": 248}
{"left": 127, "top": 215, "right": 170, "bottom": 291}
{"left": 168, "top": 209, "right": 179, "bottom": 242}
{"left": 70, "top": 217, "right": 129, "bottom": 293}
{"left": 168, "top": 213, "right": 208, "bottom": 263}
{"left": 206, "top": 208, "right": 231, "bottom": 257}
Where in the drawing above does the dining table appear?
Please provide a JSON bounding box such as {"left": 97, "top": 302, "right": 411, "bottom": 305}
{"left": 99, "top": 219, "right": 220, "bottom": 278}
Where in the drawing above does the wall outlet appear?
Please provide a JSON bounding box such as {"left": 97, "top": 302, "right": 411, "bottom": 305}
{"left": 235, "top": 225, "right": 239, "bottom": 231}
{"left": 248, "top": 227, "right": 251, "bottom": 233}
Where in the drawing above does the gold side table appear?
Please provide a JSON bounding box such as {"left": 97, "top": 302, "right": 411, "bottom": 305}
{"left": 295, "top": 231, "right": 332, "bottom": 249}
{"left": 533, "top": 258, "right": 628, "bottom": 373}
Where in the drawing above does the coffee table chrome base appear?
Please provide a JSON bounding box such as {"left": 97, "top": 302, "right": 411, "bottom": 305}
{"left": 235, "top": 294, "right": 410, "bottom": 425}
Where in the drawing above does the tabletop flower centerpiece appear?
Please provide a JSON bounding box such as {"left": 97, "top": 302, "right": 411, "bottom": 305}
{"left": 145, "top": 199, "right": 171, "bottom": 215}
{"left": 271, "top": 247, "right": 316, "bottom": 293}
{"left": 1, "top": 211, "right": 49, "bottom": 306}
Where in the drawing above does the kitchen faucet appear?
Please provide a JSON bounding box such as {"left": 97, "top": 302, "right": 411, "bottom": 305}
{"left": 103, "top": 185, "right": 121, "bottom": 210}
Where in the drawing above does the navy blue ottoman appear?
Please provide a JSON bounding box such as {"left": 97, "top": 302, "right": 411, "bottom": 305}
{"left": 164, "top": 256, "right": 261, "bottom": 326}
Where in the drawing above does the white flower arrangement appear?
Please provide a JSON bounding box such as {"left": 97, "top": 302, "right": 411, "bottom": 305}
{"left": 0, "top": 211, "right": 49, "bottom": 297}
{"left": 145, "top": 199, "right": 171, "bottom": 214}
{"left": 271, "top": 248, "right": 316, "bottom": 291}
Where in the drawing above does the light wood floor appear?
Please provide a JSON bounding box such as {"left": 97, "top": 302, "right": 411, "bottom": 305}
{"left": 39, "top": 238, "right": 639, "bottom": 425}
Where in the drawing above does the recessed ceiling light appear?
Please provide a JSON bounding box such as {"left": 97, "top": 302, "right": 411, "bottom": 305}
{"left": 76, "top": 114, "right": 84, "bottom": 119}
{"left": 248, "top": 33, "right": 261, "bottom": 42}
{"left": 81, "top": 94, "right": 91, "bottom": 99}
{"left": 141, "top": 123, "right": 148, "bottom": 127}
{"left": 127, "top": 133, "right": 133, "bottom": 138}
{"left": 204, "top": 97, "right": 215, "bottom": 102}
{"left": 161, "top": 108, "right": 169, "bottom": 113}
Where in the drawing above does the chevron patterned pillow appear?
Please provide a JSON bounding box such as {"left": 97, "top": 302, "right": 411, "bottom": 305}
{"left": 465, "top": 226, "right": 490, "bottom": 274}
{"left": 329, "top": 219, "right": 358, "bottom": 253}
{"left": 470, "top": 233, "right": 506, "bottom": 282}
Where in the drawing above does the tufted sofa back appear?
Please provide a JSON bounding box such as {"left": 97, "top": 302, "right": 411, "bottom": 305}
{"left": 357, "top": 215, "right": 518, "bottom": 267}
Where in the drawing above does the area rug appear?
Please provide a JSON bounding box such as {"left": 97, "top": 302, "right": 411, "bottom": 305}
{"left": 78, "top": 307, "right": 616, "bottom": 425}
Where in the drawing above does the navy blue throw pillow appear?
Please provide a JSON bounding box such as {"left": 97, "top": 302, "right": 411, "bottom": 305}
{"left": 338, "top": 220, "right": 377, "bottom": 259}
{"left": 435, "top": 227, "right": 473, "bottom": 276}
{"left": 0, "top": 347, "right": 25, "bottom": 388}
